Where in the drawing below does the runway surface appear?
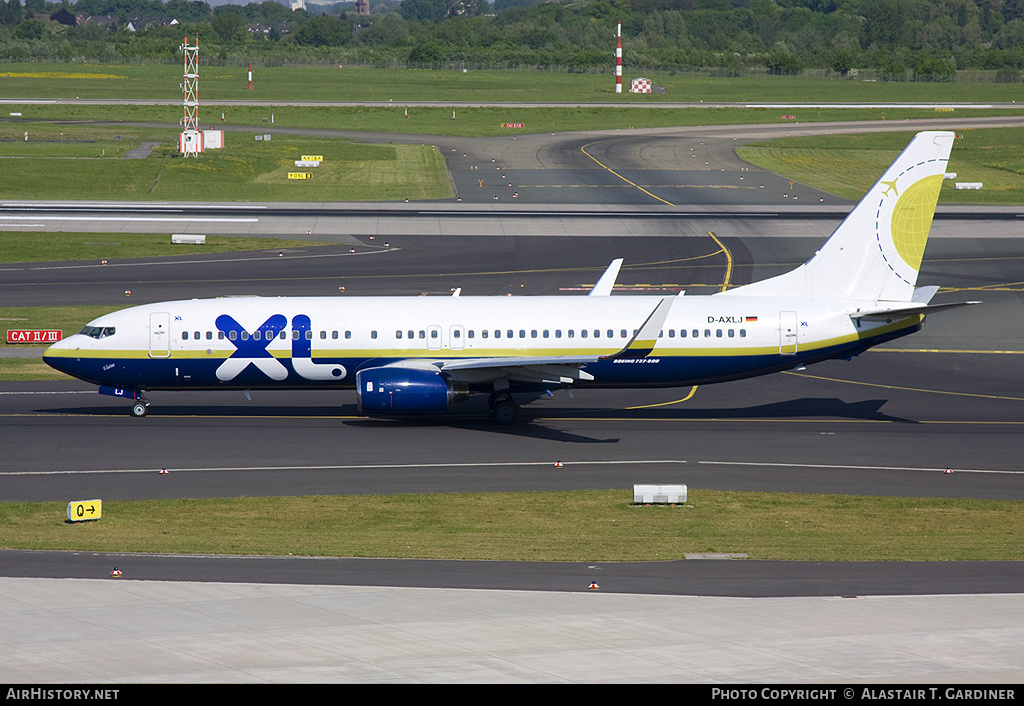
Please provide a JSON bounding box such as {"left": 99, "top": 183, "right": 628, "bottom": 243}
{"left": 2, "top": 119, "right": 1023, "bottom": 682}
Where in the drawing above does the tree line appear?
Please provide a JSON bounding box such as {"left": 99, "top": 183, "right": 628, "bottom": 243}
{"left": 2, "top": 0, "right": 1024, "bottom": 80}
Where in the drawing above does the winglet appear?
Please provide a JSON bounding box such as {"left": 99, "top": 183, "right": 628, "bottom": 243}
{"left": 602, "top": 297, "right": 673, "bottom": 360}
{"left": 589, "top": 259, "right": 623, "bottom": 296}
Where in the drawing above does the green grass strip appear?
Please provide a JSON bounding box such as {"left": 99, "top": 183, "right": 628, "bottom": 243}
{"left": 4, "top": 65, "right": 1024, "bottom": 104}
{"left": 0, "top": 232, "right": 329, "bottom": 264}
{"left": 2, "top": 490, "right": 1020, "bottom": 562}
{"left": 738, "top": 127, "right": 1024, "bottom": 204}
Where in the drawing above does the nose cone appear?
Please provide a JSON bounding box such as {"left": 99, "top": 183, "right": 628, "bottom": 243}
{"left": 42, "top": 336, "right": 80, "bottom": 377}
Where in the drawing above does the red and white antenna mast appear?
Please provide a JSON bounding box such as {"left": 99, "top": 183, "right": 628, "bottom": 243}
{"left": 179, "top": 35, "right": 201, "bottom": 156}
{"left": 615, "top": 21, "right": 622, "bottom": 94}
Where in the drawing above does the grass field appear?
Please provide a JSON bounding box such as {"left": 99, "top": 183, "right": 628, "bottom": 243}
{"left": 1, "top": 489, "right": 1020, "bottom": 561}
{"left": 738, "top": 127, "right": 1024, "bottom": 204}
{"left": 4, "top": 118, "right": 1021, "bottom": 203}
{"left": 4, "top": 64, "right": 1024, "bottom": 104}
{"left": 0, "top": 231, "right": 328, "bottom": 263}
{"left": 6, "top": 101, "right": 1024, "bottom": 138}
{"left": 0, "top": 123, "right": 453, "bottom": 201}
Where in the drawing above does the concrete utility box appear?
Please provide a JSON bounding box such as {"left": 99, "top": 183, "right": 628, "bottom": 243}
{"left": 955, "top": 182, "right": 983, "bottom": 190}
{"left": 171, "top": 234, "right": 206, "bottom": 244}
{"left": 633, "top": 484, "right": 687, "bottom": 504}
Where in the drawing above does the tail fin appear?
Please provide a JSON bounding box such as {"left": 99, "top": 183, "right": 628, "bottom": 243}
{"left": 722, "top": 131, "right": 954, "bottom": 303}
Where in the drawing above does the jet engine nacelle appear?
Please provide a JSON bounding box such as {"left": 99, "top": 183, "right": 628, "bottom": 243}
{"left": 356, "top": 366, "right": 463, "bottom": 414}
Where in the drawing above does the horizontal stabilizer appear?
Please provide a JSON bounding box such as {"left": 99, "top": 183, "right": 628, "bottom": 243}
{"left": 851, "top": 300, "right": 981, "bottom": 322}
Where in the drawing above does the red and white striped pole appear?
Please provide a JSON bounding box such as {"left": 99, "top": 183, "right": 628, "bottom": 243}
{"left": 248, "top": 62, "right": 253, "bottom": 90}
{"left": 615, "top": 22, "right": 622, "bottom": 94}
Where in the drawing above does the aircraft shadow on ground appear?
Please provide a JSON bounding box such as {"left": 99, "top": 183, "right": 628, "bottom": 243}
{"left": 40, "top": 396, "right": 915, "bottom": 432}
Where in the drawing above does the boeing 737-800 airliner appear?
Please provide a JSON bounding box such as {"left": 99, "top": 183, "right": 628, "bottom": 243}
{"left": 44, "top": 131, "right": 976, "bottom": 423}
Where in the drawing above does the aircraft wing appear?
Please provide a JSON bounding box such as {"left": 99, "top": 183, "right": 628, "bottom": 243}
{"left": 383, "top": 297, "right": 674, "bottom": 385}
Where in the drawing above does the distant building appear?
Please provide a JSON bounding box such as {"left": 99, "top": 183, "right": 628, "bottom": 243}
{"left": 355, "top": 0, "right": 369, "bottom": 16}
{"left": 290, "top": 0, "right": 305, "bottom": 10}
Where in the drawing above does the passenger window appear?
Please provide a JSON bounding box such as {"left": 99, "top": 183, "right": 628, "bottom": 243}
{"left": 482, "top": 330, "right": 489, "bottom": 339}
{"left": 468, "top": 330, "right": 474, "bottom": 339}
{"left": 332, "top": 331, "right": 338, "bottom": 340}
{"left": 493, "top": 330, "right": 500, "bottom": 339}
{"left": 396, "top": 331, "right": 403, "bottom": 339}
{"left": 419, "top": 331, "right": 425, "bottom": 339}
{"left": 704, "top": 329, "right": 711, "bottom": 338}
{"left": 218, "top": 331, "right": 225, "bottom": 340}
{"left": 716, "top": 329, "right": 723, "bottom": 338}
{"left": 345, "top": 331, "right": 352, "bottom": 339}
{"left": 241, "top": 331, "right": 249, "bottom": 341}
{"left": 692, "top": 329, "right": 699, "bottom": 338}
{"left": 668, "top": 330, "right": 675, "bottom": 338}
{"left": 531, "top": 330, "right": 538, "bottom": 339}
{"left": 182, "top": 331, "right": 189, "bottom": 340}
{"left": 454, "top": 329, "right": 461, "bottom": 338}
{"left": 620, "top": 330, "right": 627, "bottom": 338}
{"left": 371, "top": 330, "right": 378, "bottom": 340}
{"left": 430, "top": 330, "right": 437, "bottom": 339}
{"left": 680, "top": 329, "right": 687, "bottom": 338}
{"left": 320, "top": 330, "right": 327, "bottom": 340}
{"left": 207, "top": 331, "right": 213, "bottom": 341}
{"left": 305, "top": 330, "right": 313, "bottom": 340}
{"left": 408, "top": 330, "right": 414, "bottom": 339}
{"left": 740, "top": 329, "right": 746, "bottom": 338}
{"left": 229, "top": 331, "right": 237, "bottom": 341}
{"left": 567, "top": 330, "right": 573, "bottom": 339}
{"left": 581, "top": 330, "right": 587, "bottom": 339}
{"left": 520, "top": 330, "right": 526, "bottom": 338}
{"left": 728, "top": 329, "right": 735, "bottom": 338}
{"left": 542, "top": 330, "right": 548, "bottom": 338}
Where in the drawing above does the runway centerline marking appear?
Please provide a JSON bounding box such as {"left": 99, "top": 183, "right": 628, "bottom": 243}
{"left": 0, "top": 216, "right": 259, "bottom": 223}
{"left": 0, "top": 459, "right": 687, "bottom": 476}
{"left": 697, "top": 460, "right": 1024, "bottom": 476}
{"left": 4, "top": 458, "right": 1021, "bottom": 477}
{"left": 579, "top": 142, "right": 675, "bottom": 206}
{"left": 626, "top": 386, "right": 698, "bottom": 409}
{"left": 783, "top": 371, "right": 1024, "bottom": 402}
{"left": 706, "top": 231, "right": 733, "bottom": 291}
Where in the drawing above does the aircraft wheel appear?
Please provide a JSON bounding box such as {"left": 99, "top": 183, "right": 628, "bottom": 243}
{"left": 130, "top": 401, "right": 148, "bottom": 418}
{"left": 491, "top": 396, "right": 519, "bottom": 425}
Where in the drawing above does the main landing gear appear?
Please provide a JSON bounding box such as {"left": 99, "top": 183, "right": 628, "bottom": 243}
{"left": 129, "top": 398, "right": 151, "bottom": 418}
{"left": 488, "top": 392, "right": 519, "bottom": 425}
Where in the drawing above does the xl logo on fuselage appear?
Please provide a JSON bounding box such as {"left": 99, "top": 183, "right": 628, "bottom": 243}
{"left": 214, "top": 314, "right": 347, "bottom": 382}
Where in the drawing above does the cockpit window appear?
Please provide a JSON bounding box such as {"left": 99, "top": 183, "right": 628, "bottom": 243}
{"left": 79, "top": 326, "right": 116, "bottom": 339}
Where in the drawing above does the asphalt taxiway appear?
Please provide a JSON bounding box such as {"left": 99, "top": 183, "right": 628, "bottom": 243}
{"left": 1, "top": 120, "right": 1022, "bottom": 682}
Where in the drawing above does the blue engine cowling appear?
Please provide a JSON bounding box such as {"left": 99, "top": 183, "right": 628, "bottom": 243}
{"left": 356, "top": 366, "right": 454, "bottom": 414}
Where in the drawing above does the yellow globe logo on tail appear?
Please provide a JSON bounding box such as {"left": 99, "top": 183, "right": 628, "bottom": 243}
{"left": 890, "top": 173, "right": 943, "bottom": 272}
